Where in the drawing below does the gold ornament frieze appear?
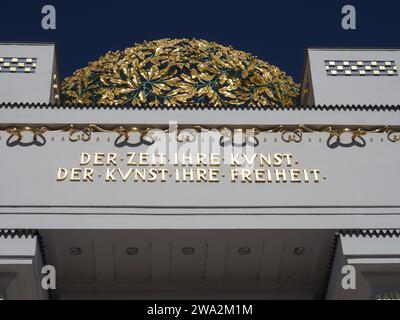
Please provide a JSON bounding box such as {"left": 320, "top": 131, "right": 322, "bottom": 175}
{"left": 1, "top": 124, "right": 399, "bottom": 146}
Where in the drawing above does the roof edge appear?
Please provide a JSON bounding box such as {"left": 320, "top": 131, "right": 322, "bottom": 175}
{"left": 1, "top": 103, "right": 400, "bottom": 112}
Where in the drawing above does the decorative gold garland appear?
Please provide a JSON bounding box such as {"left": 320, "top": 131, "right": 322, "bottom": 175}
{"left": 1, "top": 124, "right": 400, "bottom": 144}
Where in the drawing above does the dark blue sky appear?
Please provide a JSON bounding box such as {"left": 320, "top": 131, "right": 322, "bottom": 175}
{"left": 1, "top": 0, "right": 399, "bottom": 82}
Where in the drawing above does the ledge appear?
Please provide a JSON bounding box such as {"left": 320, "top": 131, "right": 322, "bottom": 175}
{"left": 1, "top": 103, "right": 400, "bottom": 111}
{"left": 1, "top": 103, "right": 400, "bottom": 127}
{"left": 1, "top": 214, "right": 400, "bottom": 229}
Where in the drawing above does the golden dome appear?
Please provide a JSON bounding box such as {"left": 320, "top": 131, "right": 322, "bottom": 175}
{"left": 62, "top": 38, "right": 299, "bottom": 107}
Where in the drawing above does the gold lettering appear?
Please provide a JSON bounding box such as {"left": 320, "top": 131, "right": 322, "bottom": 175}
{"left": 209, "top": 169, "right": 219, "bottom": 182}
{"left": 127, "top": 152, "right": 137, "bottom": 166}
{"left": 107, "top": 153, "right": 117, "bottom": 166}
{"left": 289, "top": 169, "right": 301, "bottom": 182}
{"left": 117, "top": 168, "right": 133, "bottom": 181}
{"left": 93, "top": 153, "right": 105, "bottom": 166}
{"left": 173, "top": 153, "right": 179, "bottom": 166}
{"left": 70, "top": 168, "right": 81, "bottom": 182}
{"left": 139, "top": 153, "right": 149, "bottom": 166}
{"left": 259, "top": 154, "right": 272, "bottom": 167}
{"left": 197, "top": 154, "right": 207, "bottom": 166}
{"left": 106, "top": 168, "right": 117, "bottom": 182}
{"left": 273, "top": 154, "right": 283, "bottom": 167}
{"left": 241, "top": 169, "right": 252, "bottom": 183}
{"left": 80, "top": 153, "right": 90, "bottom": 165}
{"left": 230, "top": 154, "right": 241, "bottom": 166}
{"left": 148, "top": 168, "right": 158, "bottom": 182}
{"left": 283, "top": 154, "right": 293, "bottom": 166}
{"left": 83, "top": 168, "right": 94, "bottom": 182}
{"left": 181, "top": 168, "right": 194, "bottom": 182}
{"left": 158, "top": 153, "right": 167, "bottom": 166}
{"left": 303, "top": 169, "right": 309, "bottom": 182}
{"left": 196, "top": 168, "right": 208, "bottom": 182}
{"left": 181, "top": 153, "right": 193, "bottom": 166}
{"left": 254, "top": 169, "right": 264, "bottom": 183}
{"left": 159, "top": 168, "right": 168, "bottom": 182}
{"left": 150, "top": 153, "right": 157, "bottom": 166}
{"left": 57, "top": 152, "right": 322, "bottom": 185}
{"left": 265, "top": 169, "right": 272, "bottom": 182}
{"left": 310, "top": 169, "right": 320, "bottom": 182}
{"left": 134, "top": 169, "right": 146, "bottom": 182}
{"left": 210, "top": 154, "right": 220, "bottom": 166}
{"left": 230, "top": 169, "right": 239, "bottom": 182}
{"left": 275, "top": 169, "right": 287, "bottom": 182}
{"left": 57, "top": 168, "right": 68, "bottom": 181}
{"left": 242, "top": 153, "right": 257, "bottom": 166}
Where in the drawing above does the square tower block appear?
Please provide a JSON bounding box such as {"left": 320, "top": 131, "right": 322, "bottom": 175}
{"left": 0, "top": 43, "right": 59, "bottom": 104}
{"left": 301, "top": 48, "right": 400, "bottom": 106}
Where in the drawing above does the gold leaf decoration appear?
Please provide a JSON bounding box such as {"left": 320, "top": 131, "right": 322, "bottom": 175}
{"left": 61, "top": 38, "right": 300, "bottom": 107}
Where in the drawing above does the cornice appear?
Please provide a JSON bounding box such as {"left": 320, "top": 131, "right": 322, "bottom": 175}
{"left": 1, "top": 103, "right": 400, "bottom": 112}
{"left": 0, "top": 229, "right": 47, "bottom": 264}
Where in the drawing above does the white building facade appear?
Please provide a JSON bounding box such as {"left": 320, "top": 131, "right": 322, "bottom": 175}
{"left": 0, "top": 42, "right": 399, "bottom": 299}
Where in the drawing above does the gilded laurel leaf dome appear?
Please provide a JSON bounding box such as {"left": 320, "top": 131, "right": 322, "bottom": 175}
{"left": 62, "top": 38, "right": 300, "bottom": 107}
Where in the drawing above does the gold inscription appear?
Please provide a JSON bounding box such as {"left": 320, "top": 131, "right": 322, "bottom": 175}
{"left": 57, "top": 152, "right": 323, "bottom": 184}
